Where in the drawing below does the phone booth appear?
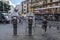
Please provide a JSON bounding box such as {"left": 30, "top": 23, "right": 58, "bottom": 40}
{"left": 12, "top": 16, "right": 17, "bottom": 36}
{"left": 26, "top": 13, "right": 35, "bottom": 36}
{"left": 28, "top": 16, "right": 33, "bottom": 36}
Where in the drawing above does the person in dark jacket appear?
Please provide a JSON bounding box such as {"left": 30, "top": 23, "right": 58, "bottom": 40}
{"left": 42, "top": 16, "right": 47, "bottom": 34}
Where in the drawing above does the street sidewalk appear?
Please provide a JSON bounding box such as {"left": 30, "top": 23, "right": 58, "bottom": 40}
{"left": 0, "top": 23, "right": 60, "bottom": 40}
{"left": 34, "top": 23, "right": 60, "bottom": 40}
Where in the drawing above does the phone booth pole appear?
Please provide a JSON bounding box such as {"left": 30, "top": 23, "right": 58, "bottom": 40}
{"left": 28, "top": 17, "right": 33, "bottom": 36}
{"left": 12, "top": 16, "right": 17, "bottom": 36}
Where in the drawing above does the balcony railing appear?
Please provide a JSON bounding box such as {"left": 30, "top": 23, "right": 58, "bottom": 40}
{"left": 45, "top": 0, "right": 60, "bottom": 4}
{"left": 30, "top": 1, "right": 44, "bottom": 7}
{"left": 52, "top": 0, "right": 60, "bottom": 2}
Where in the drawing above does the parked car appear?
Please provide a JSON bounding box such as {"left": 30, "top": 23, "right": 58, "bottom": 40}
{"left": 0, "top": 13, "right": 5, "bottom": 23}
{"left": 2, "top": 13, "right": 10, "bottom": 23}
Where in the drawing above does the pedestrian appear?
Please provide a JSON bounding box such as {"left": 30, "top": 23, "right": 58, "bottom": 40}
{"left": 19, "top": 16, "right": 21, "bottom": 23}
{"left": 26, "top": 12, "right": 35, "bottom": 36}
{"left": 20, "top": 16, "right": 23, "bottom": 24}
{"left": 42, "top": 16, "right": 47, "bottom": 35}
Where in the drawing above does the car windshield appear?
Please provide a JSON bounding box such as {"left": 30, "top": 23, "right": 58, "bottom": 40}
{"left": 2, "top": 13, "right": 8, "bottom": 16}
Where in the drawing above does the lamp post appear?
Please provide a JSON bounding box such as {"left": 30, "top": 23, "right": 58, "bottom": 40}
{"left": 22, "top": 2, "right": 23, "bottom": 14}
{"left": 27, "top": 0, "right": 28, "bottom": 13}
{"left": 2, "top": 0, "right": 4, "bottom": 12}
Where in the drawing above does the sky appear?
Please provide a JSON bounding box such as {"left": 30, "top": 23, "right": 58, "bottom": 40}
{"left": 9, "top": 0, "right": 25, "bottom": 7}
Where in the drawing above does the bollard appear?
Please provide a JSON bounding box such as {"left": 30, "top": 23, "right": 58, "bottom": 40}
{"left": 28, "top": 18, "right": 33, "bottom": 36}
{"left": 12, "top": 17, "right": 17, "bottom": 36}
{"left": 57, "top": 27, "right": 59, "bottom": 30}
{"left": 49, "top": 25, "right": 51, "bottom": 28}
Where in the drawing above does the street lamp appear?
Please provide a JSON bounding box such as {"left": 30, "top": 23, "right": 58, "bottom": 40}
{"left": 2, "top": 1, "right": 4, "bottom": 12}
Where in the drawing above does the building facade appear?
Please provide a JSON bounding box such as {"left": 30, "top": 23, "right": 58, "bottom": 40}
{"left": 27, "top": 0, "right": 60, "bottom": 13}
{"left": 26, "top": 0, "right": 43, "bottom": 13}
{"left": 27, "top": 0, "right": 60, "bottom": 20}
{"left": 22, "top": 1, "right": 27, "bottom": 14}
{"left": 19, "top": 1, "right": 27, "bottom": 16}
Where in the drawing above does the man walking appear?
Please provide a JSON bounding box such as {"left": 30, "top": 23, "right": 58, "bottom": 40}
{"left": 42, "top": 16, "right": 47, "bottom": 35}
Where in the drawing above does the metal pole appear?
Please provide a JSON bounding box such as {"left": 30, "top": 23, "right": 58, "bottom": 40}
{"left": 3, "top": 1, "right": 4, "bottom": 12}
{"left": 27, "top": 2, "right": 28, "bottom": 13}
{"left": 22, "top": 2, "right": 23, "bottom": 14}
{"left": 52, "top": 8, "right": 55, "bottom": 20}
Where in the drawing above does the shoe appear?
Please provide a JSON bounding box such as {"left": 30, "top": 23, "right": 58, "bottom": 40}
{"left": 29, "top": 34, "right": 32, "bottom": 36}
{"left": 42, "top": 32, "right": 44, "bottom": 36}
{"left": 42, "top": 34, "right": 44, "bottom": 36}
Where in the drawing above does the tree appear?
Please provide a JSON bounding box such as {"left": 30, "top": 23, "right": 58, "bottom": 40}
{"left": 0, "top": 1, "right": 3, "bottom": 12}
{"left": 4, "top": 2, "right": 10, "bottom": 12}
{"left": 0, "top": 1, "right": 10, "bottom": 12}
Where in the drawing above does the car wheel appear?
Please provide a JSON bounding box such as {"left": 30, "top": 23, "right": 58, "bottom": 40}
{"left": 6, "top": 21, "right": 10, "bottom": 24}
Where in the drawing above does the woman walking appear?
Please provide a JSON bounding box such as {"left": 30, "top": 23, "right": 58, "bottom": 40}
{"left": 42, "top": 16, "right": 47, "bottom": 35}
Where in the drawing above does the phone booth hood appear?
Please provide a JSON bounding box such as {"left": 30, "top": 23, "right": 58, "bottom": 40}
{"left": 26, "top": 13, "right": 35, "bottom": 19}
{"left": 12, "top": 16, "right": 17, "bottom": 19}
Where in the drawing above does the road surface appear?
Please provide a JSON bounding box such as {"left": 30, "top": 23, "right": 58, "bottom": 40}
{"left": 0, "top": 20, "right": 60, "bottom": 40}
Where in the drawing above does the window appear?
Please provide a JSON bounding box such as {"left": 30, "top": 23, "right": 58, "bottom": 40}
{"left": 24, "top": 13, "right": 26, "bottom": 14}
{"left": 53, "top": 0, "right": 60, "bottom": 2}
{"left": 50, "top": 0, "right": 52, "bottom": 2}
{"left": 35, "top": 0, "right": 39, "bottom": 3}
{"left": 24, "top": 9, "right": 26, "bottom": 11}
{"left": 24, "top": 6, "right": 26, "bottom": 8}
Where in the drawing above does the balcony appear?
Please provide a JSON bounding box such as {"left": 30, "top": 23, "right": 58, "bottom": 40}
{"left": 45, "top": 0, "right": 60, "bottom": 5}
{"left": 31, "top": 1, "right": 44, "bottom": 7}
{"left": 52, "top": 0, "right": 60, "bottom": 2}
{"left": 29, "top": 0, "right": 60, "bottom": 8}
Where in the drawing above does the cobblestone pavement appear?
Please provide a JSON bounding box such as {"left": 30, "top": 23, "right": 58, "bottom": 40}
{"left": 0, "top": 21, "right": 60, "bottom": 40}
